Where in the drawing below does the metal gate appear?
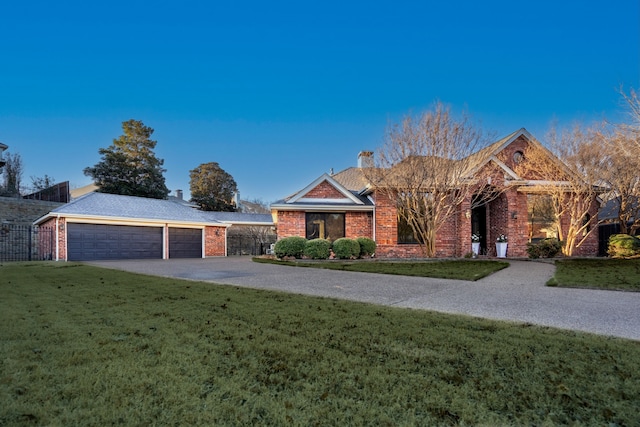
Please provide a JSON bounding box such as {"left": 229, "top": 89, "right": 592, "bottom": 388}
{"left": 0, "top": 224, "right": 55, "bottom": 261}
{"left": 227, "top": 234, "right": 277, "bottom": 256}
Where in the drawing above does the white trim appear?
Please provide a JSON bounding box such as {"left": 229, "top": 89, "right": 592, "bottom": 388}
{"left": 47, "top": 214, "right": 229, "bottom": 228}
{"left": 218, "top": 221, "right": 274, "bottom": 226}
{"left": 163, "top": 224, "right": 168, "bottom": 260}
{"left": 55, "top": 215, "right": 60, "bottom": 261}
{"left": 489, "top": 156, "right": 522, "bottom": 181}
{"left": 271, "top": 204, "right": 374, "bottom": 212}
{"left": 287, "top": 173, "right": 365, "bottom": 205}
{"left": 296, "top": 197, "right": 355, "bottom": 204}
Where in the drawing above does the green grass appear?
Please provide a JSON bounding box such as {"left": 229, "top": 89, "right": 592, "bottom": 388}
{"left": 253, "top": 258, "right": 509, "bottom": 281}
{"left": 1, "top": 262, "right": 639, "bottom": 426}
{"left": 549, "top": 258, "right": 640, "bottom": 291}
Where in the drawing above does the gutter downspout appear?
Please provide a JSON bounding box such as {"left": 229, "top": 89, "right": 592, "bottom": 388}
{"left": 55, "top": 215, "right": 60, "bottom": 261}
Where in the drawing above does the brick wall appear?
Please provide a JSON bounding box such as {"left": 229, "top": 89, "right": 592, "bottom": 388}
{"left": 38, "top": 217, "right": 67, "bottom": 261}
{"left": 345, "top": 211, "right": 373, "bottom": 239}
{"left": 204, "top": 226, "right": 227, "bottom": 256}
{"left": 306, "top": 181, "right": 345, "bottom": 199}
{"left": 276, "top": 211, "right": 306, "bottom": 238}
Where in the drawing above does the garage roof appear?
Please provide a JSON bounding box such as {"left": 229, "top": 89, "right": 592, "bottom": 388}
{"left": 34, "top": 192, "right": 273, "bottom": 226}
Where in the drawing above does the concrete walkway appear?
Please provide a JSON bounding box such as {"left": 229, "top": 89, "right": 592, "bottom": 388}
{"left": 86, "top": 257, "right": 640, "bottom": 341}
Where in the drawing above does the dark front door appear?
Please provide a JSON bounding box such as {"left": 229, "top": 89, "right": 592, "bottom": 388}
{"left": 67, "top": 223, "right": 163, "bottom": 261}
{"left": 472, "top": 205, "right": 487, "bottom": 253}
{"left": 169, "top": 227, "right": 202, "bottom": 258}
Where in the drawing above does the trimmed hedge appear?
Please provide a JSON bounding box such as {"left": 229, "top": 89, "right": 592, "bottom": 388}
{"left": 356, "top": 237, "right": 376, "bottom": 257}
{"left": 332, "top": 238, "right": 360, "bottom": 259}
{"left": 608, "top": 234, "right": 640, "bottom": 258}
{"left": 304, "top": 239, "right": 332, "bottom": 259}
{"left": 526, "top": 238, "right": 562, "bottom": 259}
{"left": 274, "top": 236, "right": 307, "bottom": 259}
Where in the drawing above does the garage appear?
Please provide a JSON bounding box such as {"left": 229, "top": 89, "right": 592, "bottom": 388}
{"left": 169, "top": 227, "right": 203, "bottom": 258}
{"left": 67, "top": 223, "right": 163, "bottom": 261}
{"left": 33, "top": 192, "right": 264, "bottom": 261}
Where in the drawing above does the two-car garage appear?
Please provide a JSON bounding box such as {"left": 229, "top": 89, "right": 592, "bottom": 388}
{"left": 34, "top": 192, "right": 270, "bottom": 261}
{"left": 67, "top": 223, "right": 203, "bottom": 261}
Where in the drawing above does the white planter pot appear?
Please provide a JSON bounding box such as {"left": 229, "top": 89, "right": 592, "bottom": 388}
{"left": 471, "top": 242, "right": 480, "bottom": 256}
{"left": 496, "top": 242, "right": 507, "bottom": 258}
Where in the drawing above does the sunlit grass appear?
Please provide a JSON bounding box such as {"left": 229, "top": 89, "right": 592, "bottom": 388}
{"left": 253, "top": 258, "right": 509, "bottom": 281}
{"left": 548, "top": 258, "right": 640, "bottom": 291}
{"left": 1, "top": 262, "right": 639, "bottom": 425}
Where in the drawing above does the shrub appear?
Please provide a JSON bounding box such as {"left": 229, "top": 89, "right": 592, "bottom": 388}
{"left": 526, "top": 238, "right": 562, "bottom": 259}
{"left": 608, "top": 234, "right": 640, "bottom": 258}
{"left": 274, "top": 236, "right": 307, "bottom": 259}
{"left": 332, "top": 238, "right": 360, "bottom": 259}
{"left": 356, "top": 237, "right": 376, "bottom": 258}
{"left": 304, "top": 239, "right": 332, "bottom": 259}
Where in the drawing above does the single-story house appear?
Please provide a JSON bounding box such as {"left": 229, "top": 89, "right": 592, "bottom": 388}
{"left": 34, "top": 192, "right": 273, "bottom": 261}
{"left": 271, "top": 128, "right": 600, "bottom": 258}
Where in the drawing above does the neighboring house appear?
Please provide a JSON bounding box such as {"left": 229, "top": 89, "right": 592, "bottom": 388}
{"left": 597, "top": 196, "right": 640, "bottom": 255}
{"left": 33, "top": 192, "right": 273, "bottom": 261}
{"left": 0, "top": 142, "right": 7, "bottom": 169}
{"left": 271, "top": 128, "right": 600, "bottom": 258}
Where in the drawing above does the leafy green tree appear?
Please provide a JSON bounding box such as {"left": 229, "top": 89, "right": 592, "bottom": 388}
{"left": 189, "top": 162, "right": 238, "bottom": 211}
{"left": 84, "top": 119, "right": 170, "bottom": 199}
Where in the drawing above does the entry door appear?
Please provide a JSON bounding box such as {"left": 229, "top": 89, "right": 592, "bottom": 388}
{"left": 472, "top": 205, "right": 487, "bottom": 252}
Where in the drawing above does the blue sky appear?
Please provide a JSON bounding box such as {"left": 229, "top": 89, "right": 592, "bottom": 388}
{"left": 1, "top": 0, "right": 638, "bottom": 203}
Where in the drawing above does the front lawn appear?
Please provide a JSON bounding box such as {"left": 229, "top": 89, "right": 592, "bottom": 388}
{"left": 1, "top": 262, "right": 638, "bottom": 426}
{"left": 253, "top": 258, "right": 509, "bottom": 281}
{"left": 548, "top": 258, "right": 640, "bottom": 291}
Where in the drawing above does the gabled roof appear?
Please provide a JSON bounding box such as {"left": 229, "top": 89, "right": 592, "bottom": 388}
{"left": 461, "top": 127, "right": 533, "bottom": 180}
{"left": 271, "top": 173, "right": 374, "bottom": 211}
{"left": 34, "top": 192, "right": 273, "bottom": 226}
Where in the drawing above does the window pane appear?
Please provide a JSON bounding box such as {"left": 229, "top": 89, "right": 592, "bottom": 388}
{"left": 397, "top": 211, "right": 420, "bottom": 244}
{"left": 527, "top": 195, "right": 557, "bottom": 241}
{"left": 305, "top": 213, "right": 345, "bottom": 240}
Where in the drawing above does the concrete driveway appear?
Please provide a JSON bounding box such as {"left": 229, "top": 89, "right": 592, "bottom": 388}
{"left": 86, "top": 257, "right": 640, "bottom": 341}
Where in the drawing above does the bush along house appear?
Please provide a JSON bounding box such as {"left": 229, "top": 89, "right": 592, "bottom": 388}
{"left": 270, "top": 128, "right": 601, "bottom": 258}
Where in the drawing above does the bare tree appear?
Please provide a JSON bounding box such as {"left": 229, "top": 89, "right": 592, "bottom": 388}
{"left": 598, "top": 128, "right": 640, "bottom": 234}
{"left": 516, "top": 123, "right": 605, "bottom": 256}
{"left": 30, "top": 174, "right": 56, "bottom": 192}
{"left": 620, "top": 87, "right": 640, "bottom": 143}
{"left": 365, "top": 102, "right": 495, "bottom": 257}
{"left": 603, "top": 88, "right": 640, "bottom": 234}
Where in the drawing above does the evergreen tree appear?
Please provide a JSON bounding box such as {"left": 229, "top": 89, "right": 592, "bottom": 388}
{"left": 84, "top": 119, "right": 169, "bottom": 199}
{"left": 189, "top": 162, "right": 238, "bottom": 211}
{"left": 1, "top": 152, "right": 23, "bottom": 197}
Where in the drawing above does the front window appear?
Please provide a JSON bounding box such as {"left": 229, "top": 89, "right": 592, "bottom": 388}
{"left": 397, "top": 208, "right": 422, "bottom": 244}
{"left": 305, "top": 213, "right": 345, "bottom": 241}
{"left": 527, "top": 194, "right": 557, "bottom": 242}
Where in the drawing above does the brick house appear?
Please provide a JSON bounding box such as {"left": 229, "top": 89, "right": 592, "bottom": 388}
{"left": 270, "top": 128, "right": 600, "bottom": 258}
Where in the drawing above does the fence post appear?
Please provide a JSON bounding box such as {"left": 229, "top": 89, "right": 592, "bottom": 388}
{"left": 28, "top": 225, "right": 32, "bottom": 261}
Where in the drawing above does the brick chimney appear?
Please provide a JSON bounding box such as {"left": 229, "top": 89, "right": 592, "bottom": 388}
{"left": 358, "top": 151, "right": 374, "bottom": 168}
